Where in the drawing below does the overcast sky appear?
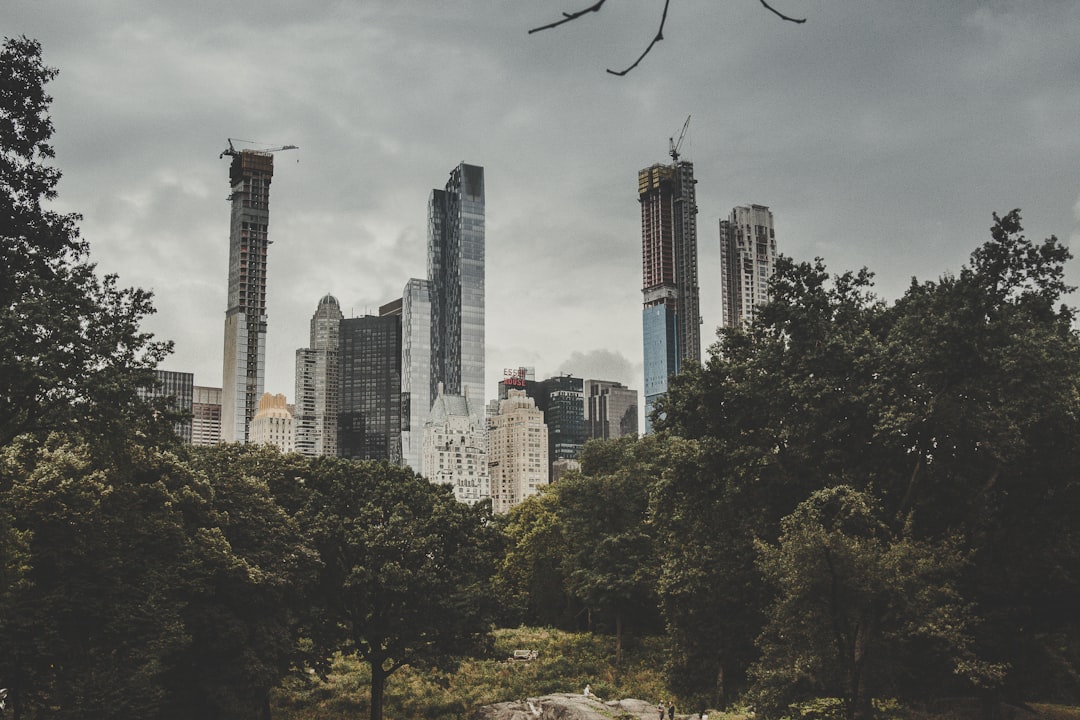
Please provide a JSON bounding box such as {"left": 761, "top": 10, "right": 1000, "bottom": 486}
{"left": 7, "top": 1, "right": 1080, "bottom": 413}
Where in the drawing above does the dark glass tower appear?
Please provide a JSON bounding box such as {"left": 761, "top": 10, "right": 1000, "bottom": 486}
{"left": 338, "top": 315, "right": 402, "bottom": 463}
{"left": 428, "top": 163, "right": 485, "bottom": 417}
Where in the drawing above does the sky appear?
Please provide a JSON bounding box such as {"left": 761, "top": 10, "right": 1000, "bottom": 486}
{"left": 6, "top": 1, "right": 1080, "bottom": 419}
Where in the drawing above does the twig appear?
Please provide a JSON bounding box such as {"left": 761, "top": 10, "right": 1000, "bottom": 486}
{"left": 606, "top": 0, "right": 671, "bottom": 76}
{"left": 760, "top": 0, "right": 806, "bottom": 23}
{"left": 528, "top": 0, "right": 608, "bottom": 34}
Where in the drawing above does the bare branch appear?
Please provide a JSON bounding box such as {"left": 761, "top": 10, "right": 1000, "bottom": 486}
{"left": 606, "top": 0, "right": 670, "bottom": 76}
{"left": 760, "top": 0, "right": 806, "bottom": 24}
{"left": 528, "top": 0, "right": 608, "bottom": 34}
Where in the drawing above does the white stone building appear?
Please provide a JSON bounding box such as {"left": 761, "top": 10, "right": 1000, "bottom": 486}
{"left": 249, "top": 392, "right": 294, "bottom": 453}
{"left": 488, "top": 389, "right": 548, "bottom": 514}
{"left": 422, "top": 384, "right": 489, "bottom": 505}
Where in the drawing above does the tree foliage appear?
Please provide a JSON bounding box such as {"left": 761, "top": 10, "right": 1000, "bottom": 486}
{"left": 297, "top": 458, "right": 497, "bottom": 720}
{"left": 0, "top": 35, "right": 171, "bottom": 447}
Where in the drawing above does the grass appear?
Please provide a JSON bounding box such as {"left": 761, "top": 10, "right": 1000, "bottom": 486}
{"left": 271, "top": 626, "right": 669, "bottom": 720}
{"left": 270, "top": 628, "right": 1080, "bottom": 720}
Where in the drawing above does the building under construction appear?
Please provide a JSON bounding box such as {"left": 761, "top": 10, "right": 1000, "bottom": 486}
{"left": 220, "top": 145, "right": 284, "bottom": 443}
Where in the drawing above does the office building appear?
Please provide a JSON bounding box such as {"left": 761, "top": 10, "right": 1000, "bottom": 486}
{"left": 338, "top": 315, "right": 402, "bottom": 463}
{"left": 423, "top": 383, "right": 489, "bottom": 504}
{"left": 428, "top": 163, "right": 485, "bottom": 417}
{"left": 720, "top": 204, "right": 777, "bottom": 327}
{"left": 488, "top": 390, "right": 548, "bottom": 514}
{"left": 192, "top": 385, "right": 222, "bottom": 446}
{"left": 221, "top": 149, "right": 278, "bottom": 442}
{"left": 294, "top": 294, "right": 343, "bottom": 457}
{"left": 583, "top": 380, "right": 638, "bottom": 440}
{"left": 249, "top": 392, "right": 294, "bottom": 452}
{"left": 639, "top": 150, "right": 700, "bottom": 433}
{"left": 400, "top": 278, "right": 432, "bottom": 472}
{"left": 140, "top": 369, "right": 194, "bottom": 443}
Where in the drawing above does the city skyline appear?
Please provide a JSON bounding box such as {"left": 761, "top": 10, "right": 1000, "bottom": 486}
{"left": 7, "top": 2, "right": 1079, "bottom": 425}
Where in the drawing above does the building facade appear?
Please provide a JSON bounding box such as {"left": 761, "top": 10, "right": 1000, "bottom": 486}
{"left": 639, "top": 157, "right": 700, "bottom": 432}
{"left": 338, "top": 315, "right": 402, "bottom": 463}
{"left": 720, "top": 204, "right": 777, "bottom": 328}
{"left": 140, "top": 370, "right": 194, "bottom": 443}
{"left": 428, "top": 163, "right": 485, "bottom": 418}
{"left": 497, "top": 371, "right": 585, "bottom": 481}
{"left": 294, "top": 294, "right": 343, "bottom": 457}
{"left": 400, "top": 278, "right": 433, "bottom": 472}
{"left": 422, "top": 384, "right": 489, "bottom": 504}
{"left": 221, "top": 149, "right": 277, "bottom": 442}
{"left": 191, "top": 385, "right": 222, "bottom": 446}
{"left": 583, "top": 379, "right": 638, "bottom": 440}
{"left": 488, "top": 389, "right": 548, "bottom": 514}
{"left": 248, "top": 392, "right": 294, "bottom": 452}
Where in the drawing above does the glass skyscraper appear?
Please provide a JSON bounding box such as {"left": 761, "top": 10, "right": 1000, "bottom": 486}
{"left": 401, "top": 278, "right": 432, "bottom": 472}
{"left": 638, "top": 158, "right": 700, "bottom": 432}
{"left": 338, "top": 315, "right": 402, "bottom": 463}
{"left": 428, "top": 163, "right": 485, "bottom": 418}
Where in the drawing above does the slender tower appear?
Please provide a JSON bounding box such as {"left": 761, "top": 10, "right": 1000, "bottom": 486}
{"left": 639, "top": 121, "right": 700, "bottom": 432}
{"left": 428, "top": 163, "right": 485, "bottom": 418}
{"left": 219, "top": 141, "right": 295, "bottom": 442}
{"left": 720, "top": 204, "right": 777, "bottom": 328}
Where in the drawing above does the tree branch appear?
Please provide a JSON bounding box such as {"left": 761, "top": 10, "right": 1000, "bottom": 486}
{"left": 760, "top": 0, "right": 806, "bottom": 24}
{"left": 528, "top": 0, "right": 608, "bottom": 34}
{"left": 529, "top": 0, "right": 807, "bottom": 75}
{"left": 607, "top": 0, "right": 670, "bottom": 76}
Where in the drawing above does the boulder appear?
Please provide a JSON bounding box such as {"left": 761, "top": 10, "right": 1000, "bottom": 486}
{"left": 472, "top": 693, "right": 688, "bottom": 720}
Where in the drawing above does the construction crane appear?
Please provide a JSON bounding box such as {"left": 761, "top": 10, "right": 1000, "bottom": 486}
{"left": 669, "top": 115, "right": 691, "bottom": 163}
{"left": 219, "top": 138, "right": 299, "bottom": 159}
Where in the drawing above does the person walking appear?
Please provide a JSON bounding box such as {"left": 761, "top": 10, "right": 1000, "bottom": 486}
{"left": 657, "top": 702, "right": 665, "bottom": 720}
{"left": 668, "top": 701, "right": 676, "bottom": 720}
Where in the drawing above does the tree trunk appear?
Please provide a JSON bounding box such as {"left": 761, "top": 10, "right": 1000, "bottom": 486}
{"left": 715, "top": 663, "right": 725, "bottom": 709}
{"left": 615, "top": 612, "right": 623, "bottom": 666}
{"left": 370, "top": 661, "right": 387, "bottom": 720}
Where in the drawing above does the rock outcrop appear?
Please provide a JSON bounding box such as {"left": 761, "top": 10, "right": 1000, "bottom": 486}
{"left": 472, "top": 693, "right": 690, "bottom": 720}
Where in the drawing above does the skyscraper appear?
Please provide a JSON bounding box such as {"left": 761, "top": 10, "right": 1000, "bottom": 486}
{"left": 338, "top": 314, "right": 402, "bottom": 463}
{"left": 428, "top": 163, "right": 485, "bottom": 418}
{"left": 294, "top": 294, "right": 343, "bottom": 457}
{"left": 139, "top": 369, "right": 194, "bottom": 443}
{"left": 400, "top": 278, "right": 432, "bottom": 472}
{"left": 221, "top": 148, "right": 277, "bottom": 443}
{"left": 720, "top": 204, "right": 777, "bottom": 328}
{"left": 639, "top": 151, "right": 699, "bottom": 432}
{"left": 249, "top": 392, "right": 294, "bottom": 453}
{"left": 583, "top": 379, "right": 638, "bottom": 440}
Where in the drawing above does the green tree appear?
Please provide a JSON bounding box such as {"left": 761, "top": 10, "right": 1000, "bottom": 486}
{"left": 0, "top": 436, "right": 198, "bottom": 719}
{"left": 556, "top": 436, "right": 661, "bottom": 665}
{"left": 299, "top": 458, "right": 496, "bottom": 720}
{"left": 750, "top": 486, "right": 987, "bottom": 720}
{"left": 491, "top": 489, "right": 574, "bottom": 628}
{"left": 0, "top": 35, "right": 170, "bottom": 448}
{"left": 169, "top": 444, "right": 321, "bottom": 720}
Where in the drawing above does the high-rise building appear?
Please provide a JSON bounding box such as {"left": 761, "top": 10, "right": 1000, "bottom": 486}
{"left": 488, "top": 389, "right": 548, "bottom": 514}
{"left": 720, "top": 204, "right": 777, "bottom": 328}
{"left": 428, "top": 163, "right": 485, "bottom": 418}
{"left": 583, "top": 379, "right": 639, "bottom": 440}
{"left": 249, "top": 392, "right": 294, "bottom": 452}
{"left": 221, "top": 149, "right": 278, "bottom": 443}
{"left": 294, "top": 294, "right": 343, "bottom": 457}
{"left": 140, "top": 370, "right": 194, "bottom": 443}
{"left": 639, "top": 152, "right": 699, "bottom": 433}
{"left": 400, "top": 278, "right": 432, "bottom": 473}
{"left": 191, "top": 385, "right": 222, "bottom": 446}
{"left": 338, "top": 315, "right": 402, "bottom": 463}
{"left": 423, "top": 383, "right": 489, "bottom": 504}
{"left": 496, "top": 370, "right": 584, "bottom": 481}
